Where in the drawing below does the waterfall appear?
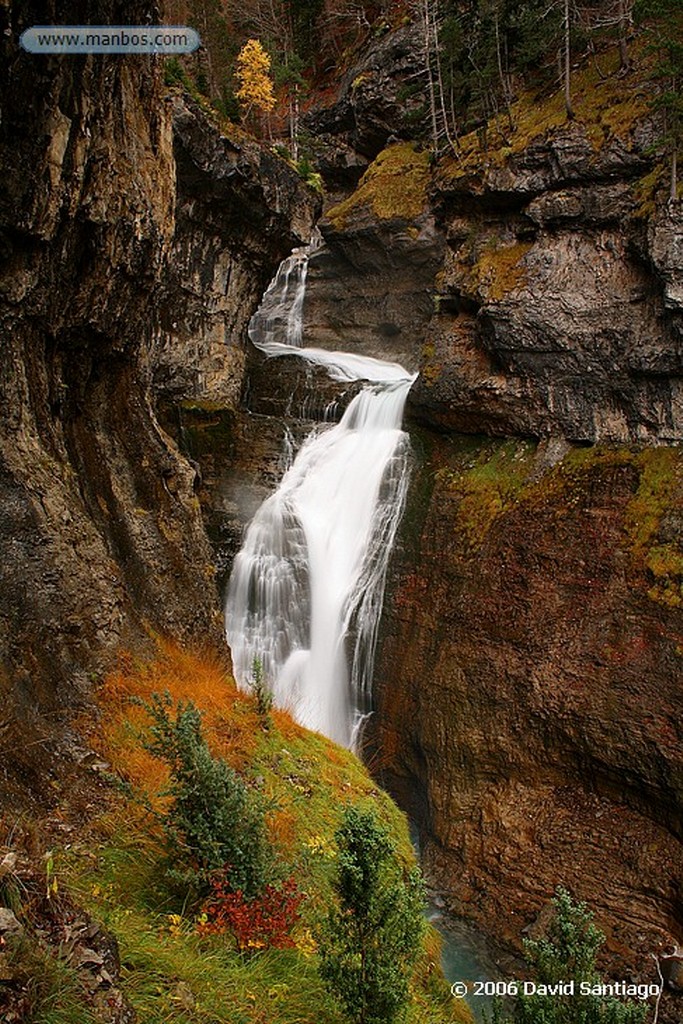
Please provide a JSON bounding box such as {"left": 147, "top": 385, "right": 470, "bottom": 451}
{"left": 226, "top": 238, "right": 415, "bottom": 748}
{"left": 249, "top": 231, "right": 321, "bottom": 351}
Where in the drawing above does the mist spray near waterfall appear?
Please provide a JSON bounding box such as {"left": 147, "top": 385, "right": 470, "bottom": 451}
{"left": 225, "top": 237, "right": 414, "bottom": 748}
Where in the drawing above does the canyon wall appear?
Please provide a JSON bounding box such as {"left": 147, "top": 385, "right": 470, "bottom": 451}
{"left": 410, "top": 132, "right": 683, "bottom": 443}
{"left": 298, "top": 30, "right": 683, "bottom": 1005}
{"left": 0, "top": 0, "right": 316, "bottom": 801}
{"left": 1, "top": 1, "right": 680, "bottom": 1008}
{"left": 371, "top": 436, "right": 683, "bottom": 978}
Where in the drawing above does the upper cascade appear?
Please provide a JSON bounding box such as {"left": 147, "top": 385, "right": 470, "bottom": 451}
{"left": 226, "top": 236, "right": 416, "bottom": 747}
{"left": 248, "top": 228, "right": 412, "bottom": 385}
{"left": 248, "top": 228, "right": 323, "bottom": 351}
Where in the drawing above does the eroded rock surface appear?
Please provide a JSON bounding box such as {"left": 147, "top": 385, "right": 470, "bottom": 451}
{"left": 153, "top": 96, "right": 320, "bottom": 406}
{"left": 410, "top": 122, "right": 683, "bottom": 441}
{"left": 0, "top": 0, "right": 316, "bottom": 799}
{"left": 303, "top": 21, "right": 429, "bottom": 184}
{"left": 300, "top": 144, "right": 444, "bottom": 370}
{"left": 371, "top": 436, "right": 683, "bottom": 1016}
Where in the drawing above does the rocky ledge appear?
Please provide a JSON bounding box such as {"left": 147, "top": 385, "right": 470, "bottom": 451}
{"left": 408, "top": 90, "right": 683, "bottom": 442}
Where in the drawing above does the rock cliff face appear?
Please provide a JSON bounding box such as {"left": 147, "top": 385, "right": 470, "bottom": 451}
{"left": 304, "top": 49, "right": 683, "bottom": 441}
{"left": 153, "top": 96, "right": 319, "bottom": 407}
{"left": 0, "top": 0, "right": 316, "bottom": 800}
{"left": 371, "top": 436, "right": 683, "bottom": 996}
{"left": 410, "top": 119, "right": 683, "bottom": 442}
{"left": 306, "top": 33, "right": 683, "bottom": 1006}
{"left": 303, "top": 21, "right": 429, "bottom": 186}
{"left": 300, "top": 144, "right": 444, "bottom": 370}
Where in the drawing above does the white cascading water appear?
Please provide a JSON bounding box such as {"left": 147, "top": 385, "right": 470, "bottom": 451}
{"left": 225, "top": 238, "right": 415, "bottom": 748}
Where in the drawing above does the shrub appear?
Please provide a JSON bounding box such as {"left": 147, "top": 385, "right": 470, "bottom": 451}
{"left": 198, "top": 875, "right": 303, "bottom": 950}
{"left": 142, "top": 693, "right": 269, "bottom": 899}
{"left": 249, "top": 656, "right": 273, "bottom": 728}
{"left": 318, "top": 806, "right": 425, "bottom": 1024}
{"left": 489, "top": 887, "right": 648, "bottom": 1024}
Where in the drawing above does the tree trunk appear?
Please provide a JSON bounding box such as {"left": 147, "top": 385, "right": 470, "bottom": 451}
{"left": 671, "top": 145, "right": 678, "bottom": 203}
{"left": 290, "top": 85, "right": 299, "bottom": 161}
{"left": 494, "top": 4, "right": 513, "bottom": 129}
{"left": 618, "top": 0, "right": 631, "bottom": 71}
{"left": 432, "top": 7, "right": 457, "bottom": 151}
{"left": 423, "top": 0, "right": 440, "bottom": 150}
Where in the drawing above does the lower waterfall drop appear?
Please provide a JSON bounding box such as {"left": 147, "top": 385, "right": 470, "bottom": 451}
{"left": 225, "top": 240, "right": 415, "bottom": 748}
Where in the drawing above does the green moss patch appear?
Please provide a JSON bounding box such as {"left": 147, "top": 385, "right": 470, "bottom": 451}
{"left": 326, "top": 143, "right": 431, "bottom": 229}
{"left": 436, "top": 438, "right": 538, "bottom": 553}
{"left": 453, "top": 238, "right": 532, "bottom": 302}
{"left": 626, "top": 448, "right": 683, "bottom": 606}
{"left": 433, "top": 440, "right": 683, "bottom": 609}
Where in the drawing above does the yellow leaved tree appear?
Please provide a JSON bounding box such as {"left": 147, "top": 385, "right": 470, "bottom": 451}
{"left": 235, "top": 38, "right": 276, "bottom": 124}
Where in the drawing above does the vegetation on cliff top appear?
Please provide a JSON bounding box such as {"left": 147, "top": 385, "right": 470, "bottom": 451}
{"left": 434, "top": 440, "right": 683, "bottom": 609}
{"left": 435, "top": 40, "right": 652, "bottom": 188}
{"left": 0, "top": 643, "right": 469, "bottom": 1024}
{"left": 166, "top": 0, "right": 680, "bottom": 205}
{"left": 325, "top": 143, "right": 431, "bottom": 229}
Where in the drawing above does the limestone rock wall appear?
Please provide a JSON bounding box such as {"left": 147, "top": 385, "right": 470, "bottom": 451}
{"left": 0, "top": 0, "right": 316, "bottom": 798}
{"left": 410, "top": 124, "right": 683, "bottom": 442}
{"left": 307, "top": 42, "right": 683, "bottom": 1004}
{"left": 370, "top": 435, "right": 683, "bottom": 1010}
{"left": 153, "top": 96, "right": 320, "bottom": 406}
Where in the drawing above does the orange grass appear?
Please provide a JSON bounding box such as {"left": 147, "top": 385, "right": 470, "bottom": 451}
{"left": 86, "top": 640, "right": 324, "bottom": 810}
{"left": 90, "top": 641, "right": 255, "bottom": 795}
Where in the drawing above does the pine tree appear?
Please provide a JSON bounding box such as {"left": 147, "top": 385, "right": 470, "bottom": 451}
{"left": 142, "top": 693, "right": 270, "bottom": 899}
{"left": 489, "top": 888, "right": 648, "bottom": 1024}
{"left": 318, "top": 807, "right": 425, "bottom": 1024}
{"left": 635, "top": 0, "right": 683, "bottom": 200}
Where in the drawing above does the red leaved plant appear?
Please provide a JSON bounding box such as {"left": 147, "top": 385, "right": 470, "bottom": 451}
{"left": 198, "top": 875, "right": 303, "bottom": 950}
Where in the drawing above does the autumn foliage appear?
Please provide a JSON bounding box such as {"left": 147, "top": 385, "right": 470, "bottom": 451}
{"left": 198, "top": 875, "right": 304, "bottom": 950}
{"left": 235, "top": 38, "right": 276, "bottom": 117}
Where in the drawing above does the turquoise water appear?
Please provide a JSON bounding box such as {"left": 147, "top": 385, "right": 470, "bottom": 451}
{"left": 428, "top": 903, "right": 503, "bottom": 1021}
{"left": 409, "top": 824, "right": 505, "bottom": 1020}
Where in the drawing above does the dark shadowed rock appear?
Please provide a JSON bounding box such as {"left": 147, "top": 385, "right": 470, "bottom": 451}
{"left": 303, "top": 22, "right": 429, "bottom": 181}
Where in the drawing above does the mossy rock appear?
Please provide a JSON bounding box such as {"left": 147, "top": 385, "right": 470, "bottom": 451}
{"left": 436, "top": 38, "right": 653, "bottom": 189}
{"left": 326, "top": 142, "right": 431, "bottom": 230}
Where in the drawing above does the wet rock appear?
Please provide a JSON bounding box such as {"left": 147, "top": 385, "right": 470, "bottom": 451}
{"left": 302, "top": 217, "right": 442, "bottom": 371}
{"left": 660, "top": 949, "right": 683, "bottom": 991}
{"left": 245, "top": 343, "right": 365, "bottom": 421}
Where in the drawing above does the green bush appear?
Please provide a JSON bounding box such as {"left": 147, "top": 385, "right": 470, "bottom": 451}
{"left": 318, "top": 806, "right": 425, "bottom": 1024}
{"left": 489, "top": 887, "right": 648, "bottom": 1024}
{"left": 294, "top": 155, "right": 324, "bottom": 193}
{"left": 249, "top": 655, "right": 273, "bottom": 728}
{"left": 142, "top": 693, "right": 269, "bottom": 899}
